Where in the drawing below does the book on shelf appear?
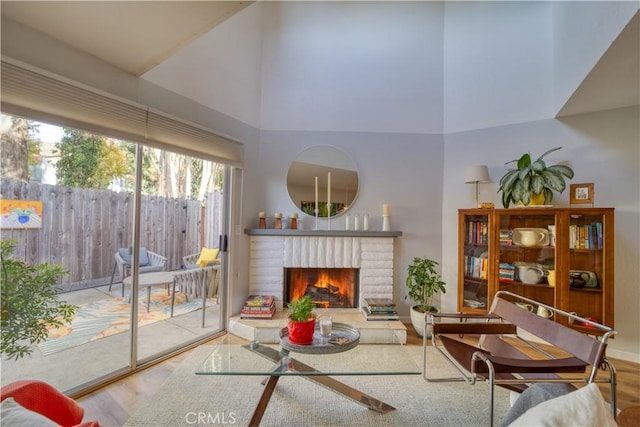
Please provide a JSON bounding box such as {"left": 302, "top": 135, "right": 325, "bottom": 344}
{"left": 499, "top": 263, "right": 515, "bottom": 283}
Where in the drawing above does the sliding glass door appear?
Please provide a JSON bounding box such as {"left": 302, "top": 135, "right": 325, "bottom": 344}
{"left": 0, "top": 115, "right": 227, "bottom": 392}
{"left": 132, "top": 144, "right": 226, "bottom": 364}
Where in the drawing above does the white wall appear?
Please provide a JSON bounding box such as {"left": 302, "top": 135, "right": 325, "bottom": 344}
{"left": 259, "top": 1, "right": 444, "bottom": 133}
{"left": 442, "top": 106, "right": 640, "bottom": 361}
{"left": 552, "top": 1, "right": 640, "bottom": 114}
{"left": 141, "top": 3, "right": 264, "bottom": 128}
{"left": 256, "top": 130, "right": 445, "bottom": 312}
{"left": 443, "top": 1, "right": 553, "bottom": 133}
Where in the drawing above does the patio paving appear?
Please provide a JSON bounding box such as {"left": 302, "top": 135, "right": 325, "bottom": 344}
{"left": 1, "top": 284, "right": 222, "bottom": 393}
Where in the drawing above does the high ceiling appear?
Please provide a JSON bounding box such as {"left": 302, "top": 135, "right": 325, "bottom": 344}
{"left": 1, "top": 1, "right": 637, "bottom": 117}
{"left": 557, "top": 10, "right": 639, "bottom": 117}
{"left": 1, "top": 1, "right": 252, "bottom": 76}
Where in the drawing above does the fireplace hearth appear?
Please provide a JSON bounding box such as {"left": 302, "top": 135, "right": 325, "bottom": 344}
{"left": 285, "top": 268, "right": 359, "bottom": 309}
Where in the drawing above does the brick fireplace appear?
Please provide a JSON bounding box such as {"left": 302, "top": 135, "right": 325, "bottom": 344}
{"left": 248, "top": 234, "right": 398, "bottom": 310}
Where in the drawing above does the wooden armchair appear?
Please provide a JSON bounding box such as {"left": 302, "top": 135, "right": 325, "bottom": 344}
{"left": 424, "top": 291, "right": 617, "bottom": 426}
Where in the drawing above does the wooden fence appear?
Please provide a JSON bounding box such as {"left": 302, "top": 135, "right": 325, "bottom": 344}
{"left": 1, "top": 180, "right": 223, "bottom": 289}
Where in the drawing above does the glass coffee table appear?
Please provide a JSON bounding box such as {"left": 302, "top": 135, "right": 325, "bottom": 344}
{"left": 197, "top": 325, "right": 420, "bottom": 426}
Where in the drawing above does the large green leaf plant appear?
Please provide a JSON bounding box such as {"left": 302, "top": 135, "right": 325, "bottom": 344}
{"left": 498, "top": 147, "right": 574, "bottom": 208}
{"left": 405, "top": 257, "right": 446, "bottom": 313}
{"left": 1, "top": 239, "right": 76, "bottom": 360}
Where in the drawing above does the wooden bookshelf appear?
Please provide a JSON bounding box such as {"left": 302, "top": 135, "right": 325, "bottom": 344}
{"left": 458, "top": 207, "right": 614, "bottom": 333}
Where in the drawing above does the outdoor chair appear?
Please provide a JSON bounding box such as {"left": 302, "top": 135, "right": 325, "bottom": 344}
{"left": 173, "top": 264, "right": 220, "bottom": 300}
{"left": 423, "top": 290, "right": 617, "bottom": 426}
{"left": 172, "top": 265, "right": 220, "bottom": 328}
{"left": 182, "top": 247, "right": 220, "bottom": 269}
{"left": 109, "top": 247, "right": 168, "bottom": 296}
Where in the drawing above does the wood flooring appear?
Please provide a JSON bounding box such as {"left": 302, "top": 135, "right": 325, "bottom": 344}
{"left": 77, "top": 324, "right": 639, "bottom": 426}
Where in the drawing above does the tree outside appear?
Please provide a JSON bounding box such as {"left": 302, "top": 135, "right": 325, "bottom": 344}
{"left": 54, "top": 129, "right": 128, "bottom": 190}
{"left": 0, "top": 115, "right": 40, "bottom": 182}
{"left": 1, "top": 115, "right": 223, "bottom": 200}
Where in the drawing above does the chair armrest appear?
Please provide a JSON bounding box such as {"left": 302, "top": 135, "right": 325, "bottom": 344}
{"left": 147, "top": 251, "right": 167, "bottom": 269}
{"left": 434, "top": 322, "right": 517, "bottom": 335}
{"left": 182, "top": 253, "right": 200, "bottom": 266}
{"left": 431, "top": 312, "right": 502, "bottom": 321}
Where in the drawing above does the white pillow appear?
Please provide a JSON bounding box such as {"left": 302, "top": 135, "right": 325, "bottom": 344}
{"left": 0, "top": 397, "right": 58, "bottom": 426}
{"left": 509, "top": 383, "right": 617, "bottom": 427}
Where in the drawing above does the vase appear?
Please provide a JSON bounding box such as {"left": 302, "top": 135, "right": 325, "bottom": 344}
{"left": 529, "top": 193, "right": 546, "bottom": 205}
{"left": 287, "top": 317, "right": 316, "bottom": 345}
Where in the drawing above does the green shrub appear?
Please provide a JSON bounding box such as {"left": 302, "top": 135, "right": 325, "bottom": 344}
{"left": 1, "top": 239, "right": 76, "bottom": 360}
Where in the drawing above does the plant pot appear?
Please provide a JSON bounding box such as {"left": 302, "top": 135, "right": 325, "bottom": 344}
{"left": 287, "top": 317, "right": 316, "bottom": 345}
{"left": 410, "top": 305, "right": 439, "bottom": 338}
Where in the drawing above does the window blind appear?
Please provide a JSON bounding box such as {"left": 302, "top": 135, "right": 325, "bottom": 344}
{"left": 1, "top": 58, "right": 243, "bottom": 166}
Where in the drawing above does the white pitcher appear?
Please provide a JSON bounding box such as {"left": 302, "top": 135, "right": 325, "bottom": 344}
{"left": 519, "top": 230, "right": 546, "bottom": 247}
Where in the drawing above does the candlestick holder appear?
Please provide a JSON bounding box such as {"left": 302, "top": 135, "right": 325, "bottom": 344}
{"left": 314, "top": 208, "right": 319, "bottom": 230}
{"left": 326, "top": 202, "right": 332, "bottom": 230}
{"left": 382, "top": 215, "right": 391, "bottom": 231}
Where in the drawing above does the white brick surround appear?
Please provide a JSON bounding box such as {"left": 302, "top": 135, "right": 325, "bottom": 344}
{"left": 249, "top": 235, "right": 396, "bottom": 308}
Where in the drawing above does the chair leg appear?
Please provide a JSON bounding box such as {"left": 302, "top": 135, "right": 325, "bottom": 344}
{"left": 108, "top": 261, "right": 117, "bottom": 291}
{"left": 171, "top": 279, "right": 177, "bottom": 317}
{"left": 603, "top": 358, "right": 617, "bottom": 418}
{"left": 201, "top": 273, "right": 207, "bottom": 328}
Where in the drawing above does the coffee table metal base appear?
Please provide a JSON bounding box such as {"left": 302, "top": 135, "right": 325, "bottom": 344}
{"left": 245, "top": 344, "right": 395, "bottom": 426}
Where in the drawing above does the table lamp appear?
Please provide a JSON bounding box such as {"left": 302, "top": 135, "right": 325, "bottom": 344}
{"left": 465, "top": 165, "right": 490, "bottom": 208}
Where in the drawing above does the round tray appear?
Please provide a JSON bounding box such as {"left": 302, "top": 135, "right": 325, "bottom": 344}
{"left": 279, "top": 322, "right": 360, "bottom": 354}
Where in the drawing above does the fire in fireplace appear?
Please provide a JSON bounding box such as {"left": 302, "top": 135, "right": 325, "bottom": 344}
{"left": 285, "top": 268, "right": 359, "bottom": 308}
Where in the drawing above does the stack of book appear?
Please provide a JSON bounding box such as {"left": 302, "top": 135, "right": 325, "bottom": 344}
{"left": 240, "top": 295, "right": 276, "bottom": 319}
{"left": 362, "top": 297, "right": 399, "bottom": 321}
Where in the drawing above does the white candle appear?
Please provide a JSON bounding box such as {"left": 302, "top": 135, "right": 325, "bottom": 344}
{"left": 315, "top": 176, "right": 319, "bottom": 210}
{"left": 327, "top": 172, "right": 331, "bottom": 206}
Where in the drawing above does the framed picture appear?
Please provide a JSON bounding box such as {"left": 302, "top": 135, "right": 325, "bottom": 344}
{"left": 570, "top": 183, "right": 594, "bottom": 204}
{"left": 0, "top": 199, "right": 43, "bottom": 229}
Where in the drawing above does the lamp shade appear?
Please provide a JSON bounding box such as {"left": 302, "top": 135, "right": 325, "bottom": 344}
{"left": 465, "top": 165, "right": 490, "bottom": 183}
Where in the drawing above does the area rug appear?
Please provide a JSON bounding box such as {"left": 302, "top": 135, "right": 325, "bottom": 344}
{"left": 38, "top": 289, "right": 214, "bottom": 356}
{"left": 124, "top": 345, "right": 510, "bottom": 427}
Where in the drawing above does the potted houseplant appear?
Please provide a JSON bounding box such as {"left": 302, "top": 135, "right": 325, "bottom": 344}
{"left": 1, "top": 239, "right": 76, "bottom": 360}
{"left": 498, "top": 147, "right": 574, "bottom": 208}
{"left": 405, "top": 257, "right": 446, "bottom": 338}
{"left": 286, "top": 295, "right": 316, "bottom": 345}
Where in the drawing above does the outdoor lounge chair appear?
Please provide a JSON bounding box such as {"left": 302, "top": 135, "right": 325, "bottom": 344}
{"left": 423, "top": 290, "right": 617, "bottom": 426}
{"left": 108, "top": 247, "right": 167, "bottom": 296}
{"left": 171, "top": 265, "right": 220, "bottom": 328}
{"left": 182, "top": 247, "right": 221, "bottom": 270}
{"left": 173, "top": 264, "right": 220, "bottom": 300}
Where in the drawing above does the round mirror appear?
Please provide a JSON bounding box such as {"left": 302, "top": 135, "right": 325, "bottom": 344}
{"left": 287, "top": 146, "right": 359, "bottom": 217}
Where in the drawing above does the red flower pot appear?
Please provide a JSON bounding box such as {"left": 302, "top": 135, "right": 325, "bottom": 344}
{"left": 287, "top": 317, "right": 316, "bottom": 345}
